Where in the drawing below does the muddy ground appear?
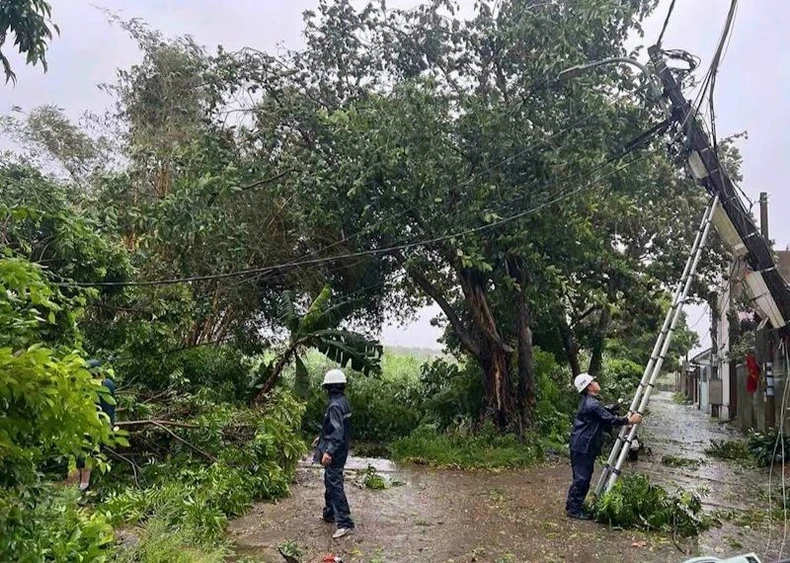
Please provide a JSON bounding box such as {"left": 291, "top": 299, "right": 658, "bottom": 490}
{"left": 229, "top": 392, "right": 790, "bottom": 563}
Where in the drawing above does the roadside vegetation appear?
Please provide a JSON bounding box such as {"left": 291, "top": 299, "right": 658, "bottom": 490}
{"left": 1, "top": 0, "right": 726, "bottom": 559}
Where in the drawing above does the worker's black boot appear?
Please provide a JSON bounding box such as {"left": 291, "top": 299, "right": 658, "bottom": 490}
{"left": 566, "top": 511, "right": 592, "bottom": 521}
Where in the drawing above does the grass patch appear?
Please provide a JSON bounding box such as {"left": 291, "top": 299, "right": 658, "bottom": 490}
{"left": 593, "top": 473, "right": 716, "bottom": 537}
{"left": 704, "top": 439, "right": 753, "bottom": 464}
{"left": 389, "top": 424, "right": 542, "bottom": 469}
{"left": 713, "top": 508, "right": 769, "bottom": 528}
{"left": 672, "top": 392, "right": 688, "bottom": 404}
{"left": 661, "top": 455, "right": 702, "bottom": 469}
{"left": 114, "top": 517, "right": 229, "bottom": 563}
{"left": 353, "top": 465, "right": 388, "bottom": 490}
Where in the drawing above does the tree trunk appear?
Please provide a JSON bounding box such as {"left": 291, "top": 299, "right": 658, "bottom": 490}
{"left": 460, "top": 270, "right": 525, "bottom": 431}
{"left": 252, "top": 344, "right": 298, "bottom": 405}
{"left": 401, "top": 256, "right": 525, "bottom": 431}
{"left": 558, "top": 316, "right": 582, "bottom": 377}
{"left": 479, "top": 341, "right": 518, "bottom": 430}
{"left": 587, "top": 302, "right": 612, "bottom": 378}
{"left": 511, "top": 260, "right": 536, "bottom": 432}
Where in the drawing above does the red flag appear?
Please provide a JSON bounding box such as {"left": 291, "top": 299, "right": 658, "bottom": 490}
{"left": 746, "top": 353, "right": 760, "bottom": 393}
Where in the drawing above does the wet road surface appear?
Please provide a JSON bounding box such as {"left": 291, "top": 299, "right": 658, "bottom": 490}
{"left": 228, "top": 391, "right": 788, "bottom": 562}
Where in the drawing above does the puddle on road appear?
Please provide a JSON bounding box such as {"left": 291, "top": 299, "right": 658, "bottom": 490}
{"left": 298, "top": 455, "right": 399, "bottom": 473}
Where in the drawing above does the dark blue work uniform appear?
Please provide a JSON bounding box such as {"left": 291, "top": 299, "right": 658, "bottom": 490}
{"left": 314, "top": 389, "right": 354, "bottom": 529}
{"left": 565, "top": 393, "right": 628, "bottom": 516}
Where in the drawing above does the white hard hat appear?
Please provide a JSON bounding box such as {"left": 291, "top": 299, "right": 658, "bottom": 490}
{"left": 573, "top": 373, "right": 595, "bottom": 394}
{"left": 322, "top": 369, "right": 347, "bottom": 386}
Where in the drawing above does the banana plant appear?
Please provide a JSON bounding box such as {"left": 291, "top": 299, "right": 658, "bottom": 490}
{"left": 251, "top": 285, "right": 382, "bottom": 404}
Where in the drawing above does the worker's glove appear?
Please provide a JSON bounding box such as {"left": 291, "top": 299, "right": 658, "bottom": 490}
{"left": 627, "top": 413, "right": 643, "bottom": 425}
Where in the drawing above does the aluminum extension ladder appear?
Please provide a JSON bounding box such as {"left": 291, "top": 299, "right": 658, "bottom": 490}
{"left": 594, "top": 194, "right": 720, "bottom": 495}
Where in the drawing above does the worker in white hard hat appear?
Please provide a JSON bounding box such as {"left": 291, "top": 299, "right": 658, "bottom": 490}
{"left": 312, "top": 368, "right": 355, "bottom": 539}
{"left": 565, "top": 373, "right": 642, "bottom": 520}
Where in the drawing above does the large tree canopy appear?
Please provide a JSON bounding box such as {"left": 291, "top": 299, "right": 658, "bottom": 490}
{"left": 1, "top": 0, "right": 723, "bottom": 430}
{"left": 228, "top": 0, "right": 721, "bottom": 429}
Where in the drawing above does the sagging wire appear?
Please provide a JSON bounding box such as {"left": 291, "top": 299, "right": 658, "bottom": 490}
{"left": 57, "top": 136, "right": 664, "bottom": 290}
{"left": 656, "top": 0, "right": 676, "bottom": 47}
{"left": 688, "top": 304, "right": 710, "bottom": 331}
{"left": 707, "top": 0, "right": 741, "bottom": 210}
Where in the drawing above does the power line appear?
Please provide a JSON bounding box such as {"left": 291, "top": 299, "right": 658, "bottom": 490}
{"left": 56, "top": 87, "right": 663, "bottom": 290}
{"left": 58, "top": 143, "right": 661, "bottom": 289}
{"left": 222, "top": 124, "right": 666, "bottom": 309}
{"left": 656, "top": 0, "right": 677, "bottom": 46}
{"left": 688, "top": 304, "right": 710, "bottom": 331}
{"left": 702, "top": 0, "right": 760, "bottom": 226}
{"left": 708, "top": 0, "right": 739, "bottom": 173}
{"left": 261, "top": 87, "right": 648, "bottom": 280}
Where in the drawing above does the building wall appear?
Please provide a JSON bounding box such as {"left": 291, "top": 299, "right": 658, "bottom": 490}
{"left": 734, "top": 347, "right": 790, "bottom": 433}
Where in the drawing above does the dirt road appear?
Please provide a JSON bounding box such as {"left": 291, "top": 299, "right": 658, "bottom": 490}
{"left": 229, "top": 392, "right": 785, "bottom": 563}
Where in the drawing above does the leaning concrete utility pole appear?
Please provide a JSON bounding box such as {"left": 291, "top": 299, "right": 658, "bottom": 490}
{"left": 648, "top": 46, "right": 790, "bottom": 337}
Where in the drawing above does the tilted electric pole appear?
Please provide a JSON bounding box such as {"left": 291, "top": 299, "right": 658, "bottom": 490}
{"left": 648, "top": 45, "right": 790, "bottom": 339}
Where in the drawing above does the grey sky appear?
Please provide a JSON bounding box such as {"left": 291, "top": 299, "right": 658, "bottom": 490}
{"left": 2, "top": 0, "right": 787, "bottom": 352}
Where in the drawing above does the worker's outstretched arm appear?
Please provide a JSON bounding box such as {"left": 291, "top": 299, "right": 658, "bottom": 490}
{"left": 590, "top": 402, "right": 630, "bottom": 427}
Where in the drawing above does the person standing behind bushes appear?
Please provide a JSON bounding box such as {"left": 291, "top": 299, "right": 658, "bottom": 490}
{"left": 312, "top": 368, "right": 354, "bottom": 539}
{"left": 67, "top": 359, "right": 117, "bottom": 490}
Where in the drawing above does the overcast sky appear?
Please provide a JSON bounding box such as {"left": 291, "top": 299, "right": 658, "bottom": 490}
{"left": 2, "top": 0, "right": 787, "bottom": 352}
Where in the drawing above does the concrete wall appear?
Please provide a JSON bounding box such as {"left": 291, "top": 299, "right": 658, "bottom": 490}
{"left": 734, "top": 348, "right": 790, "bottom": 434}
{"left": 699, "top": 365, "right": 711, "bottom": 413}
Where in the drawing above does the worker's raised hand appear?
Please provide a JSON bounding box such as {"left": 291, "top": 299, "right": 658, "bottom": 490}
{"left": 627, "top": 413, "right": 643, "bottom": 425}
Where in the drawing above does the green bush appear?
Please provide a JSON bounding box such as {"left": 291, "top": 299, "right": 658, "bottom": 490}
{"left": 301, "top": 349, "right": 567, "bottom": 454}
{"left": 389, "top": 423, "right": 541, "bottom": 469}
{"left": 0, "top": 484, "right": 114, "bottom": 562}
{"left": 300, "top": 350, "right": 428, "bottom": 445}
{"left": 599, "top": 357, "right": 644, "bottom": 404}
{"left": 99, "top": 391, "right": 306, "bottom": 544}
{"left": 0, "top": 257, "right": 127, "bottom": 561}
{"left": 0, "top": 258, "right": 123, "bottom": 486}
{"left": 705, "top": 439, "right": 753, "bottom": 463}
{"left": 417, "top": 358, "right": 485, "bottom": 432}
{"left": 301, "top": 370, "right": 423, "bottom": 445}
{"left": 593, "top": 473, "right": 714, "bottom": 537}
{"left": 110, "top": 343, "right": 254, "bottom": 402}
{"left": 534, "top": 349, "right": 576, "bottom": 445}
{"left": 747, "top": 428, "right": 790, "bottom": 467}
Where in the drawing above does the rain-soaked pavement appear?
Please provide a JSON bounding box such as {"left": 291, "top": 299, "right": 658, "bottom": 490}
{"left": 636, "top": 391, "right": 765, "bottom": 512}
{"left": 229, "top": 391, "right": 789, "bottom": 562}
